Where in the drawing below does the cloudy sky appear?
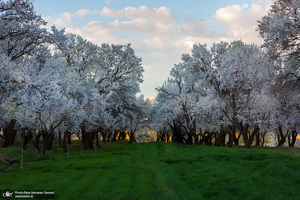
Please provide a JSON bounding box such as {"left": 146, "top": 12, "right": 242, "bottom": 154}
{"left": 33, "top": 0, "right": 272, "bottom": 99}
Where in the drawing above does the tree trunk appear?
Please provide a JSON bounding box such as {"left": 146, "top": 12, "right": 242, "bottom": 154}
{"left": 166, "top": 131, "right": 170, "bottom": 142}
{"left": 186, "top": 134, "right": 193, "bottom": 145}
{"left": 63, "top": 134, "right": 68, "bottom": 153}
{"left": 2, "top": 119, "right": 16, "bottom": 147}
{"left": 117, "top": 130, "right": 126, "bottom": 140}
{"left": 202, "top": 131, "right": 214, "bottom": 146}
{"left": 129, "top": 132, "right": 136, "bottom": 144}
{"left": 81, "top": 126, "right": 94, "bottom": 150}
{"left": 194, "top": 134, "right": 199, "bottom": 144}
{"left": 32, "top": 131, "right": 41, "bottom": 153}
{"left": 9, "top": 127, "right": 17, "bottom": 146}
{"left": 58, "top": 131, "right": 62, "bottom": 147}
{"left": 107, "top": 131, "right": 113, "bottom": 143}
{"left": 227, "top": 129, "right": 234, "bottom": 148}
{"left": 187, "top": 120, "right": 198, "bottom": 145}
{"left": 68, "top": 132, "right": 72, "bottom": 145}
{"left": 41, "top": 132, "right": 54, "bottom": 156}
{"left": 76, "top": 131, "right": 81, "bottom": 140}
{"left": 167, "top": 120, "right": 185, "bottom": 144}
{"left": 255, "top": 131, "right": 260, "bottom": 146}
{"left": 63, "top": 131, "right": 70, "bottom": 153}
{"left": 288, "top": 130, "right": 297, "bottom": 147}
{"left": 82, "top": 125, "right": 88, "bottom": 150}
{"left": 277, "top": 127, "right": 287, "bottom": 147}
{"left": 63, "top": 131, "right": 72, "bottom": 146}
{"left": 157, "top": 131, "right": 161, "bottom": 141}
{"left": 238, "top": 122, "right": 258, "bottom": 148}
{"left": 233, "top": 131, "right": 241, "bottom": 145}
{"left": 215, "top": 126, "right": 226, "bottom": 147}
{"left": 240, "top": 123, "right": 252, "bottom": 148}
{"left": 158, "top": 130, "right": 167, "bottom": 142}
{"left": 261, "top": 132, "right": 267, "bottom": 147}
{"left": 112, "top": 131, "right": 118, "bottom": 141}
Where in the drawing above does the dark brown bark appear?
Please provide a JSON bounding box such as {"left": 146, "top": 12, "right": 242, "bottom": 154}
{"left": 201, "top": 131, "right": 214, "bottom": 146}
{"left": 167, "top": 119, "right": 185, "bottom": 144}
{"left": 233, "top": 131, "right": 241, "bottom": 145}
{"left": 41, "top": 132, "right": 54, "bottom": 156}
{"left": 187, "top": 135, "right": 193, "bottom": 145}
{"left": 63, "top": 131, "right": 70, "bottom": 153}
{"left": 166, "top": 131, "right": 171, "bottom": 142}
{"left": 215, "top": 126, "right": 226, "bottom": 147}
{"left": 227, "top": 129, "right": 234, "bottom": 148}
{"left": 82, "top": 126, "right": 88, "bottom": 149}
{"left": 107, "top": 131, "right": 113, "bottom": 143}
{"left": 288, "top": 130, "right": 297, "bottom": 147}
{"left": 194, "top": 134, "right": 199, "bottom": 144}
{"left": 2, "top": 119, "right": 16, "bottom": 147}
{"left": 63, "top": 135, "right": 68, "bottom": 153}
{"left": 158, "top": 129, "right": 167, "bottom": 142}
{"left": 63, "top": 131, "right": 72, "bottom": 147}
{"left": 58, "top": 131, "right": 62, "bottom": 147}
{"left": 239, "top": 123, "right": 257, "bottom": 149}
{"left": 118, "top": 130, "right": 126, "bottom": 140}
{"left": 157, "top": 130, "right": 161, "bottom": 141}
{"left": 157, "top": 131, "right": 161, "bottom": 141}
{"left": 260, "top": 132, "right": 267, "bottom": 147}
{"left": 20, "top": 128, "right": 31, "bottom": 151}
{"left": 186, "top": 119, "right": 198, "bottom": 145}
{"left": 9, "top": 128, "right": 17, "bottom": 146}
{"left": 112, "top": 131, "right": 118, "bottom": 141}
{"left": 255, "top": 131, "right": 260, "bottom": 146}
{"left": 277, "top": 127, "right": 287, "bottom": 147}
{"left": 198, "top": 129, "right": 204, "bottom": 145}
{"left": 241, "top": 124, "right": 250, "bottom": 148}
{"left": 68, "top": 132, "right": 72, "bottom": 145}
{"left": 81, "top": 126, "right": 94, "bottom": 150}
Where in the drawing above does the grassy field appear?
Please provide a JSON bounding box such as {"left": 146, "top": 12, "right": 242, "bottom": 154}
{"left": 1, "top": 141, "right": 300, "bottom": 200}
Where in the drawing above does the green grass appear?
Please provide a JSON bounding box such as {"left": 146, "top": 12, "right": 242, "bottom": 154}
{"left": 1, "top": 141, "right": 300, "bottom": 200}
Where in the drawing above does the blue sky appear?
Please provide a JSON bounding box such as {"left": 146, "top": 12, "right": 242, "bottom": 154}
{"left": 34, "top": 0, "right": 261, "bottom": 20}
{"left": 33, "top": 0, "right": 272, "bottom": 99}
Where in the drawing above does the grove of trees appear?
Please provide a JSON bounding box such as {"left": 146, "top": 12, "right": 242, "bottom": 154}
{"left": 151, "top": 0, "right": 299, "bottom": 148}
{"left": 0, "top": 0, "right": 149, "bottom": 155}
{"left": 0, "top": 0, "right": 299, "bottom": 154}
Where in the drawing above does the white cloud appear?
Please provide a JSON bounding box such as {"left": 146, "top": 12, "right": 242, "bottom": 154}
{"left": 180, "top": 17, "right": 226, "bottom": 39}
{"left": 74, "top": 9, "right": 91, "bottom": 18}
{"left": 53, "top": 12, "right": 73, "bottom": 27}
{"left": 214, "top": 3, "right": 269, "bottom": 44}
{"left": 99, "top": 6, "right": 178, "bottom": 37}
{"left": 100, "top": 6, "right": 153, "bottom": 19}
